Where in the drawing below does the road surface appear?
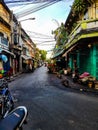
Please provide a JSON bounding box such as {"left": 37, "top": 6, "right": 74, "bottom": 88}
{"left": 9, "top": 66, "right": 98, "bottom": 130}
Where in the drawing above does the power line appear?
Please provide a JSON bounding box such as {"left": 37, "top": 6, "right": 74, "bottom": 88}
{"left": 16, "top": 1, "right": 62, "bottom": 18}
{"left": 5, "top": 0, "right": 62, "bottom": 4}
{"left": 5, "top": 0, "right": 73, "bottom": 7}
{"left": 28, "top": 35, "right": 55, "bottom": 40}
{"left": 36, "top": 43, "right": 55, "bottom": 46}
{"left": 26, "top": 30, "right": 54, "bottom": 39}
{"left": 5, "top": 0, "right": 62, "bottom": 18}
{"left": 27, "top": 34, "right": 55, "bottom": 40}
{"left": 36, "top": 41, "right": 55, "bottom": 44}
{"left": 32, "top": 39, "right": 56, "bottom": 43}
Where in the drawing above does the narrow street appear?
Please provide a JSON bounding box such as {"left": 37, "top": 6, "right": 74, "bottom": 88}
{"left": 9, "top": 66, "right": 98, "bottom": 130}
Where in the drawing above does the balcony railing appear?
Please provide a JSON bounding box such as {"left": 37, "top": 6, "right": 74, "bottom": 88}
{"left": 65, "top": 19, "right": 98, "bottom": 49}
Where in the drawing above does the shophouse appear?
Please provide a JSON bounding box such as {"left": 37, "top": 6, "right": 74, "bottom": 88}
{"left": 0, "top": 0, "right": 37, "bottom": 75}
{"left": 9, "top": 14, "right": 22, "bottom": 74}
{"left": 21, "top": 28, "right": 35, "bottom": 72}
{"left": 53, "top": 0, "right": 98, "bottom": 80}
{"left": 0, "top": 0, "right": 15, "bottom": 74}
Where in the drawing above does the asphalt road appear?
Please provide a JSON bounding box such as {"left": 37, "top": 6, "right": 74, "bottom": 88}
{"left": 9, "top": 66, "right": 98, "bottom": 130}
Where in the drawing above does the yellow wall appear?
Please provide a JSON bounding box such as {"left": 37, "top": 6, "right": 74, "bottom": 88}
{"left": 0, "top": 4, "right": 11, "bottom": 23}
{"left": 77, "top": 1, "right": 98, "bottom": 21}
{"left": 25, "top": 41, "right": 35, "bottom": 58}
{"left": 0, "top": 23, "right": 11, "bottom": 38}
{"left": 87, "top": 0, "right": 98, "bottom": 19}
{"left": 0, "top": 3, "right": 11, "bottom": 41}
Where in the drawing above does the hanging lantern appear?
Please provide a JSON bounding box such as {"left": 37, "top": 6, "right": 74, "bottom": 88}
{"left": 88, "top": 44, "right": 91, "bottom": 48}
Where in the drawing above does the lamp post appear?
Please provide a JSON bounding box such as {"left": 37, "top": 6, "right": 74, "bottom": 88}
{"left": 52, "top": 19, "right": 60, "bottom": 27}
{"left": 19, "top": 17, "right": 35, "bottom": 22}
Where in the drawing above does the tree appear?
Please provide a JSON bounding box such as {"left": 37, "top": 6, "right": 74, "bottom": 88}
{"left": 52, "top": 23, "right": 68, "bottom": 46}
{"left": 72, "top": 0, "right": 90, "bottom": 17}
{"left": 39, "top": 50, "right": 47, "bottom": 61}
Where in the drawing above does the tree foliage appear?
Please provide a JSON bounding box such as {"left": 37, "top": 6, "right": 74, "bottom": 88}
{"left": 52, "top": 23, "right": 68, "bottom": 46}
{"left": 39, "top": 50, "right": 47, "bottom": 61}
{"left": 72, "top": 0, "right": 88, "bottom": 13}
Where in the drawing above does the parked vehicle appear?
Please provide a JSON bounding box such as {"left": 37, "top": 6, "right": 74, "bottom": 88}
{"left": 0, "top": 106, "right": 28, "bottom": 130}
{"left": 0, "top": 78, "right": 14, "bottom": 118}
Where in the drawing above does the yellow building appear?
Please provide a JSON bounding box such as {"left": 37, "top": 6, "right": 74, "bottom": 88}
{"left": 0, "top": 0, "right": 11, "bottom": 40}
{"left": 52, "top": 0, "right": 98, "bottom": 81}
{"left": 0, "top": 0, "right": 15, "bottom": 76}
{"left": 63, "top": 0, "right": 98, "bottom": 80}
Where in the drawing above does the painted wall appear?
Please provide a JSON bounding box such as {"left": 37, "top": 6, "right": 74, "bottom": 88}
{"left": 70, "top": 45, "right": 98, "bottom": 79}
{"left": 0, "top": 4, "right": 11, "bottom": 40}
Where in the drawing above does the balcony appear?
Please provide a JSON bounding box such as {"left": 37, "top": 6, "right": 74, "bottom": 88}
{"left": 0, "top": 36, "right": 9, "bottom": 50}
{"left": 65, "top": 19, "right": 98, "bottom": 49}
{"left": 0, "top": 17, "right": 11, "bottom": 30}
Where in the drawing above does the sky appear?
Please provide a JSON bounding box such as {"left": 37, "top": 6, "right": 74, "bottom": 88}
{"left": 7, "top": 0, "right": 74, "bottom": 58}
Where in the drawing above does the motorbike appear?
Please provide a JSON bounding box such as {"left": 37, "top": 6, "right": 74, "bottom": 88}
{"left": 0, "top": 78, "right": 14, "bottom": 118}
{"left": 0, "top": 106, "right": 28, "bottom": 130}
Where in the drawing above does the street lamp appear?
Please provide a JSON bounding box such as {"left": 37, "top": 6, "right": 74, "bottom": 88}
{"left": 52, "top": 19, "right": 60, "bottom": 27}
{"left": 19, "top": 17, "right": 35, "bottom": 22}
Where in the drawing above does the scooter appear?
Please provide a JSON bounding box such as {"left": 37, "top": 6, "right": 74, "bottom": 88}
{"left": 0, "top": 106, "right": 28, "bottom": 130}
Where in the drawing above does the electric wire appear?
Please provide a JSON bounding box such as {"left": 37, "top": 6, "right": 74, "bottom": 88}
{"left": 5, "top": 0, "right": 62, "bottom": 4}
{"left": 33, "top": 40, "right": 55, "bottom": 43}
{"left": 28, "top": 35, "right": 55, "bottom": 40}
{"left": 4, "top": 0, "right": 74, "bottom": 52}
{"left": 4, "top": 0, "right": 62, "bottom": 18}
{"left": 16, "top": 1, "right": 62, "bottom": 18}
{"left": 26, "top": 30, "right": 54, "bottom": 39}
{"left": 4, "top": 0, "right": 73, "bottom": 19}
{"left": 26, "top": 31, "right": 56, "bottom": 45}
{"left": 4, "top": 0, "right": 62, "bottom": 7}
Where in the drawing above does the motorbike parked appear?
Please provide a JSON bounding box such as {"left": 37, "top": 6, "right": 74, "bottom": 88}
{"left": 0, "top": 78, "right": 14, "bottom": 118}
{"left": 0, "top": 106, "right": 28, "bottom": 130}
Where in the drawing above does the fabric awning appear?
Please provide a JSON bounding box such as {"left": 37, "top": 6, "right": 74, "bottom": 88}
{"left": 21, "top": 55, "right": 32, "bottom": 60}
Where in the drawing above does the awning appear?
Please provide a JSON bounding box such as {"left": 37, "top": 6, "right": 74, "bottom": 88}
{"left": 62, "top": 44, "right": 77, "bottom": 57}
{"left": 52, "top": 49, "right": 65, "bottom": 59}
{"left": 21, "top": 55, "right": 32, "bottom": 60}
{"left": 2, "top": 49, "right": 15, "bottom": 57}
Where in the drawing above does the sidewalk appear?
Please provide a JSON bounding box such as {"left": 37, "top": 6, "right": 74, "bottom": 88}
{"left": 59, "top": 74, "right": 98, "bottom": 95}
{"left": 7, "top": 72, "right": 23, "bottom": 82}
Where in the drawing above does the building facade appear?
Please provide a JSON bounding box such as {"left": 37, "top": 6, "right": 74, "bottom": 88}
{"left": 0, "top": 0, "right": 36, "bottom": 75}
{"left": 21, "top": 28, "right": 35, "bottom": 72}
{"left": 53, "top": 0, "right": 98, "bottom": 80}
{"left": 0, "top": 0, "right": 15, "bottom": 75}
